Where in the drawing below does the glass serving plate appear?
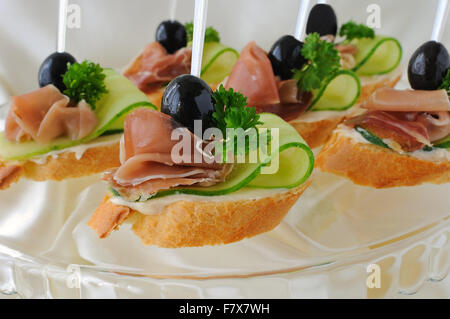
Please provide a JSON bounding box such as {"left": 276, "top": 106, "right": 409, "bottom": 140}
{"left": 0, "top": 169, "right": 448, "bottom": 299}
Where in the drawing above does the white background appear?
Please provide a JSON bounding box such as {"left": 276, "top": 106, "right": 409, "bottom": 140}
{"left": 0, "top": 0, "right": 449, "bottom": 95}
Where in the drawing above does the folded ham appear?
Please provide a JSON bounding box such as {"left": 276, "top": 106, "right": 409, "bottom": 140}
{"left": 106, "top": 109, "right": 230, "bottom": 201}
{"left": 5, "top": 85, "right": 98, "bottom": 144}
{"left": 361, "top": 87, "right": 450, "bottom": 112}
{"left": 348, "top": 87, "right": 450, "bottom": 152}
{"left": 124, "top": 42, "right": 191, "bottom": 94}
{"left": 225, "top": 42, "right": 311, "bottom": 121}
{"left": 347, "top": 111, "right": 430, "bottom": 152}
{"left": 226, "top": 42, "right": 280, "bottom": 106}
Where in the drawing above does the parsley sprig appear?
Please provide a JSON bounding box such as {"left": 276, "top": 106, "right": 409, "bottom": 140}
{"left": 185, "top": 22, "right": 220, "bottom": 44}
{"left": 293, "top": 33, "right": 341, "bottom": 92}
{"left": 212, "top": 85, "right": 261, "bottom": 133}
{"left": 211, "top": 85, "right": 264, "bottom": 161}
{"left": 63, "top": 60, "right": 108, "bottom": 109}
{"left": 438, "top": 69, "right": 450, "bottom": 96}
{"left": 339, "top": 21, "right": 375, "bottom": 42}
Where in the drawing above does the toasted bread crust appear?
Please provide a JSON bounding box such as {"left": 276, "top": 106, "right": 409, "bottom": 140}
{"left": 288, "top": 73, "right": 402, "bottom": 148}
{"left": 0, "top": 141, "right": 120, "bottom": 188}
{"left": 89, "top": 182, "right": 311, "bottom": 248}
{"left": 0, "top": 164, "right": 24, "bottom": 190}
{"left": 289, "top": 116, "right": 345, "bottom": 149}
{"left": 316, "top": 130, "right": 450, "bottom": 188}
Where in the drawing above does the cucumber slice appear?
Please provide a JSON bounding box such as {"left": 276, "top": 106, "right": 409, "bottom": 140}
{"left": 352, "top": 36, "right": 402, "bottom": 76}
{"left": 355, "top": 126, "right": 390, "bottom": 149}
{"left": 201, "top": 42, "right": 239, "bottom": 84}
{"left": 0, "top": 69, "right": 155, "bottom": 161}
{"left": 119, "top": 113, "right": 314, "bottom": 201}
{"left": 309, "top": 70, "right": 361, "bottom": 111}
{"left": 434, "top": 134, "right": 450, "bottom": 149}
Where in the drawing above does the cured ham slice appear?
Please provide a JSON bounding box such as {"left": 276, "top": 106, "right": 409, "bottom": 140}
{"left": 225, "top": 44, "right": 312, "bottom": 121}
{"left": 361, "top": 88, "right": 450, "bottom": 112}
{"left": 109, "top": 109, "right": 229, "bottom": 199}
{"left": 414, "top": 111, "right": 450, "bottom": 142}
{"left": 124, "top": 42, "right": 191, "bottom": 93}
{"left": 226, "top": 42, "right": 280, "bottom": 106}
{"left": 5, "top": 85, "right": 98, "bottom": 144}
{"left": 347, "top": 111, "right": 430, "bottom": 152}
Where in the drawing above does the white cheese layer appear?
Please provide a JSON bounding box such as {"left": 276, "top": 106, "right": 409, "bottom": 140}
{"left": 27, "top": 134, "right": 122, "bottom": 164}
{"left": 109, "top": 187, "right": 289, "bottom": 216}
{"left": 336, "top": 125, "right": 450, "bottom": 163}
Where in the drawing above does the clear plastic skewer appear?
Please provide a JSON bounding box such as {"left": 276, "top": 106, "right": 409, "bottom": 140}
{"left": 57, "top": 0, "right": 68, "bottom": 53}
{"left": 191, "top": 0, "right": 208, "bottom": 77}
{"left": 169, "top": 0, "right": 178, "bottom": 21}
{"left": 431, "top": 0, "right": 449, "bottom": 42}
{"left": 294, "top": 0, "right": 311, "bottom": 41}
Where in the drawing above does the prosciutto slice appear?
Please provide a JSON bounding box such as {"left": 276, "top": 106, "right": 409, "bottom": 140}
{"left": 226, "top": 42, "right": 280, "bottom": 106}
{"left": 225, "top": 43, "right": 312, "bottom": 121}
{"left": 124, "top": 42, "right": 191, "bottom": 93}
{"left": 108, "top": 109, "right": 229, "bottom": 200}
{"left": 347, "top": 111, "right": 431, "bottom": 152}
{"left": 5, "top": 85, "right": 98, "bottom": 144}
{"left": 361, "top": 87, "right": 450, "bottom": 112}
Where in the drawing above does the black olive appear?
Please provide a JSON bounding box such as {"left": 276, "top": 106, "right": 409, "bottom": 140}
{"left": 268, "top": 35, "right": 307, "bottom": 80}
{"left": 38, "top": 52, "right": 77, "bottom": 92}
{"left": 156, "top": 20, "right": 187, "bottom": 54}
{"left": 306, "top": 4, "right": 338, "bottom": 38}
{"left": 161, "top": 75, "right": 215, "bottom": 135}
{"left": 408, "top": 41, "right": 450, "bottom": 90}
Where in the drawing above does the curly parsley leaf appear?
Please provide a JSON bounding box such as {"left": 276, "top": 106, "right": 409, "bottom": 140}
{"left": 185, "top": 22, "right": 221, "bottom": 44}
{"left": 63, "top": 60, "right": 108, "bottom": 109}
{"left": 438, "top": 69, "right": 450, "bottom": 96}
{"left": 212, "top": 85, "right": 264, "bottom": 161}
{"left": 292, "top": 33, "right": 341, "bottom": 92}
{"left": 212, "top": 85, "right": 261, "bottom": 133}
{"left": 339, "top": 21, "right": 375, "bottom": 41}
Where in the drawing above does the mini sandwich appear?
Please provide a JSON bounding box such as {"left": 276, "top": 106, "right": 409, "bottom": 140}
{"left": 224, "top": 4, "right": 402, "bottom": 149}
{"left": 123, "top": 20, "right": 238, "bottom": 109}
{"left": 316, "top": 41, "right": 450, "bottom": 188}
{"left": 89, "top": 75, "right": 314, "bottom": 247}
{"left": 0, "top": 57, "right": 154, "bottom": 190}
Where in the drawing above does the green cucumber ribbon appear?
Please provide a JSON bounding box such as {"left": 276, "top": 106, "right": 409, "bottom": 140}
{"left": 352, "top": 35, "right": 402, "bottom": 76}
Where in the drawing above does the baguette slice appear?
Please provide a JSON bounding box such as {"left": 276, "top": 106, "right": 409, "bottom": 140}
{"left": 0, "top": 141, "right": 120, "bottom": 190}
{"left": 288, "top": 72, "right": 402, "bottom": 149}
{"left": 316, "top": 128, "right": 450, "bottom": 188}
{"left": 89, "top": 182, "right": 311, "bottom": 248}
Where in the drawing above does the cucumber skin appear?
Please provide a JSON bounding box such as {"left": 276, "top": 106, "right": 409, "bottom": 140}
{"left": 434, "top": 134, "right": 450, "bottom": 149}
{"left": 355, "top": 127, "right": 450, "bottom": 151}
{"left": 355, "top": 126, "right": 390, "bottom": 149}
{"left": 435, "top": 141, "right": 450, "bottom": 149}
{"left": 201, "top": 46, "right": 239, "bottom": 76}
{"left": 352, "top": 37, "right": 403, "bottom": 76}
{"left": 308, "top": 69, "right": 362, "bottom": 112}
